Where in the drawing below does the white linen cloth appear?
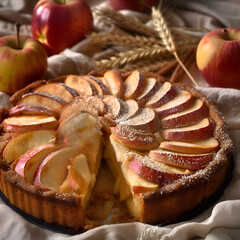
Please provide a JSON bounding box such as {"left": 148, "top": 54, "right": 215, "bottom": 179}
{"left": 0, "top": 1, "right": 240, "bottom": 239}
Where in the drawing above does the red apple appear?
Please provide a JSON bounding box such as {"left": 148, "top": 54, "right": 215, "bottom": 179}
{"left": 31, "top": 0, "right": 93, "bottom": 56}
{"left": 196, "top": 28, "right": 240, "bottom": 89}
{"left": 109, "top": 0, "right": 160, "bottom": 12}
{"left": 0, "top": 35, "right": 47, "bottom": 94}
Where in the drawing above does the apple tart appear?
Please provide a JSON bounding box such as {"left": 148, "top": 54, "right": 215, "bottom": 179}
{"left": 0, "top": 70, "right": 233, "bottom": 231}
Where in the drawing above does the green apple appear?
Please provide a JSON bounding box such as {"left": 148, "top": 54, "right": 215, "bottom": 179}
{"left": 0, "top": 35, "right": 47, "bottom": 94}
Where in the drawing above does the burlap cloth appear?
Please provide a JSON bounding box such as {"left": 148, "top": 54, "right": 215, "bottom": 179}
{"left": 0, "top": 1, "right": 240, "bottom": 239}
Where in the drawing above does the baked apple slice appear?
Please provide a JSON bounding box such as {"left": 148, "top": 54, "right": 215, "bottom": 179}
{"left": 8, "top": 105, "right": 58, "bottom": 118}
{"left": 34, "top": 146, "right": 81, "bottom": 191}
{"left": 121, "top": 107, "right": 160, "bottom": 133}
{"left": 145, "top": 81, "right": 177, "bottom": 108}
{"left": 2, "top": 115, "right": 58, "bottom": 133}
{"left": 124, "top": 70, "right": 145, "bottom": 99}
{"left": 103, "top": 70, "right": 125, "bottom": 98}
{"left": 154, "top": 90, "right": 194, "bottom": 118}
{"left": 110, "top": 125, "right": 159, "bottom": 151}
{"left": 59, "top": 97, "right": 99, "bottom": 123}
{"left": 160, "top": 137, "right": 219, "bottom": 154}
{"left": 149, "top": 149, "right": 214, "bottom": 170}
{"left": 34, "top": 82, "right": 78, "bottom": 102}
{"left": 103, "top": 95, "right": 126, "bottom": 120}
{"left": 2, "top": 130, "right": 56, "bottom": 164}
{"left": 13, "top": 144, "right": 60, "bottom": 184}
{"left": 57, "top": 111, "right": 102, "bottom": 147}
{"left": 136, "top": 77, "right": 160, "bottom": 105}
{"left": 115, "top": 99, "right": 140, "bottom": 122}
{"left": 81, "top": 75, "right": 109, "bottom": 95}
{"left": 59, "top": 153, "right": 94, "bottom": 208}
{"left": 64, "top": 75, "right": 98, "bottom": 96}
{"left": 16, "top": 92, "right": 66, "bottom": 112}
{"left": 128, "top": 154, "right": 192, "bottom": 186}
{"left": 162, "top": 118, "right": 215, "bottom": 142}
{"left": 161, "top": 99, "right": 209, "bottom": 128}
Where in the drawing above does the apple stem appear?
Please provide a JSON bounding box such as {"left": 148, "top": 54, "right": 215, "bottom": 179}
{"left": 15, "top": 23, "right": 21, "bottom": 49}
{"left": 173, "top": 51, "right": 199, "bottom": 87}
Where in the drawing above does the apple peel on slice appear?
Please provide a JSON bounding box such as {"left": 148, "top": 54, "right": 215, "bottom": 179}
{"left": 64, "top": 75, "right": 98, "bottom": 96}
{"left": 2, "top": 115, "right": 58, "bottom": 133}
{"left": 161, "top": 99, "right": 209, "bottom": 129}
{"left": 145, "top": 81, "right": 177, "bottom": 108}
{"left": 2, "top": 130, "right": 56, "bottom": 164}
{"left": 14, "top": 144, "right": 60, "bottom": 184}
{"left": 154, "top": 90, "right": 194, "bottom": 118}
{"left": 34, "top": 146, "right": 82, "bottom": 191}
{"left": 34, "top": 82, "right": 78, "bottom": 102}
{"left": 111, "top": 125, "right": 159, "bottom": 151}
{"left": 162, "top": 118, "right": 215, "bottom": 142}
{"left": 103, "top": 70, "right": 125, "bottom": 98}
{"left": 124, "top": 70, "right": 145, "bottom": 99}
{"left": 128, "top": 154, "right": 192, "bottom": 186}
{"left": 149, "top": 149, "right": 214, "bottom": 170}
{"left": 160, "top": 137, "right": 219, "bottom": 154}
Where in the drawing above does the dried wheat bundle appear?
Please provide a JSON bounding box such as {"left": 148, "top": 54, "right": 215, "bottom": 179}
{"left": 93, "top": 7, "right": 158, "bottom": 38}
{"left": 151, "top": 4, "right": 198, "bottom": 86}
{"left": 89, "top": 32, "right": 161, "bottom": 48}
{"left": 95, "top": 46, "right": 170, "bottom": 69}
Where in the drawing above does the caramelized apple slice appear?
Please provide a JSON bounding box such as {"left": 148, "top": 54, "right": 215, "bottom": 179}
{"left": 103, "top": 70, "right": 125, "bottom": 98}
{"left": 111, "top": 125, "right": 159, "bottom": 151}
{"left": 154, "top": 90, "right": 194, "bottom": 118}
{"left": 57, "top": 111, "right": 102, "bottom": 147}
{"left": 115, "top": 99, "right": 140, "bottom": 122}
{"left": 2, "top": 130, "right": 56, "bottom": 164}
{"left": 149, "top": 149, "right": 214, "bottom": 170}
{"left": 161, "top": 99, "right": 209, "bottom": 128}
{"left": 121, "top": 107, "right": 160, "bottom": 133}
{"left": 124, "top": 70, "right": 145, "bottom": 99}
{"left": 17, "top": 92, "right": 66, "bottom": 112}
{"left": 162, "top": 118, "right": 215, "bottom": 142}
{"left": 8, "top": 105, "right": 58, "bottom": 118}
{"left": 59, "top": 97, "right": 99, "bottom": 123}
{"left": 137, "top": 77, "right": 160, "bottom": 105}
{"left": 64, "top": 75, "right": 98, "bottom": 96}
{"left": 81, "top": 75, "right": 109, "bottom": 95}
{"left": 14, "top": 144, "right": 60, "bottom": 183}
{"left": 160, "top": 137, "right": 219, "bottom": 154}
{"left": 145, "top": 81, "right": 177, "bottom": 108}
{"left": 34, "top": 146, "right": 81, "bottom": 191}
{"left": 59, "top": 153, "right": 93, "bottom": 207}
{"left": 2, "top": 115, "right": 58, "bottom": 133}
{"left": 128, "top": 154, "right": 192, "bottom": 186}
{"left": 103, "top": 95, "right": 126, "bottom": 120}
{"left": 34, "top": 82, "right": 78, "bottom": 102}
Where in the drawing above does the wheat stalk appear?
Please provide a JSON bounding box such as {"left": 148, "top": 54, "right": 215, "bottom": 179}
{"left": 152, "top": 4, "right": 199, "bottom": 87}
{"left": 89, "top": 32, "right": 161, "bottom": 48}
{"left": 94, "top": 46, "right": 170, "bottom": 69}
{"left": 94, "top": 7, "right": 159, "bottom": 38}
